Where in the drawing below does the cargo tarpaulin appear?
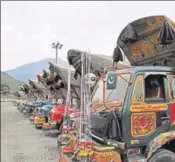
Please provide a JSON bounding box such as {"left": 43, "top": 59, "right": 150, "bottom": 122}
{"left": 121, "top": 24, "right": 139, "bottom": 44}
{"left": 158, "top": 21, "right": 175, "bottom": 45}
{"left": 48, "top": 62, "right": 81, "bottom": 99}
{"left": 113, "top": 46, "right": 123, "bottom": 63}
{"left": 48, "top": 62, "right": 80, "bottom": 87}
{"left": 116, "top": 15, "right": 175, "bottom": 66}
{"left": 67, "top": 49, "right": 113, "bottom": 78}
{"left": 28, "top": 79, "right": 46, "bottom": 92}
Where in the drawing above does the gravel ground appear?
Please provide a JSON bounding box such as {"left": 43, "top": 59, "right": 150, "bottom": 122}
{"left": 1, "top": 102, "right": 59, "bottom": 162}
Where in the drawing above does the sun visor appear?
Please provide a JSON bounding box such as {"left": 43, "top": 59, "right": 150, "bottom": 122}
{"left": 116, "top": 15, "right": 175, "bottom": 66}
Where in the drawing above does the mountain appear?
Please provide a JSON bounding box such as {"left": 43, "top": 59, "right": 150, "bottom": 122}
{"left": 1, "top": 72, "right": 24, "bottom": 92}
{"left": 5, "top": 58, "right": 69, "bottom": 82}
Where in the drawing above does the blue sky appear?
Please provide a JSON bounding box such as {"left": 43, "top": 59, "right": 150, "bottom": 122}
{"left": 1, "top": 1, "right": 175, "bottom": 71}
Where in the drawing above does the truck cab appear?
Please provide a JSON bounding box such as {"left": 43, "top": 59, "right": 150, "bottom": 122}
{"left": 90, "top": 66, "right": 175, "bottom": 161}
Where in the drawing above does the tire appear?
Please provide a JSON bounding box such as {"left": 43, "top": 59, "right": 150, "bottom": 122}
{"left": 35, "top": 125, "right": 42, "bottom": 129}
{"left": 45, "top": 116, "right": 48, "bottom": 123}
{"left": 148, "top": 149, "right": 175, "bottom": 162}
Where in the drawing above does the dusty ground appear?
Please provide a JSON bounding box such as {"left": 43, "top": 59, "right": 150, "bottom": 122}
{"left": 1, "top": 102, "right": 59, "bottom": 162}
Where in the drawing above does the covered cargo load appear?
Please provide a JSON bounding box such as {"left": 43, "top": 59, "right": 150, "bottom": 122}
{"left": 67, "top": 49, "right": 129, "bottom": 78}
{"left": 21, "top": 84, "right": 31, "bottom": 94}
{"left": 48, "top": 62, "right": 80, "bottom": 87}
{"left": 37, "top": 69, "right": 66, "bottom": 99}
{"left": 114, "top": 15, "right": 175, "bottom": 66}
{"left": 28, "top": 79, "right": 46, "bottom": 92}
{"left": 48, "top": 62, "right": 81, "bottom": 99}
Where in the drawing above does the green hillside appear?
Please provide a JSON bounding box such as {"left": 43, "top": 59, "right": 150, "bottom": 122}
{"left": 1, "top": 72, "right": 24, "bottom": 92}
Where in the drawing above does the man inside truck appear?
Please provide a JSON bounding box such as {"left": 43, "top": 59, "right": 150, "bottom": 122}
{"left": 145, "top": 75, "right": 165, "bottom": 99}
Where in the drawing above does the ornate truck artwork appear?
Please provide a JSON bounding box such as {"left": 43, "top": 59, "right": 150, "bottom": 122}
{"left": 131, "top": 112, "right": 156, "bottom": 137}
{"left": 130, "top": 104, "right": 168, "bottom": 112}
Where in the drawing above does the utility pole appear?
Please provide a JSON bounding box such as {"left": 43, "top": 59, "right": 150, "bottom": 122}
{"left": 52, "top": 42, "right": 63, "bottom": 64}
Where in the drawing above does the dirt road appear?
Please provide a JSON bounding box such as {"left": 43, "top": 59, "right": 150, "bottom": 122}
{"left": 1, "top": 102, "right": 59, "bottom": 162}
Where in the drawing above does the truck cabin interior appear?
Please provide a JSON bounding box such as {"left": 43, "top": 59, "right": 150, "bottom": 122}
{"left": 145, "top": 74, "right": 165, "bottom": 101}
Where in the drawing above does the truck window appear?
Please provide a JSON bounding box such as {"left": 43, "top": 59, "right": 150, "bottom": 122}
{"left": 132, "top": 75, "right": 144, "bottom": 103}
{"left": 145, "top": 75, "right": 165, "bottom": 101}
{"left": 168, "top": 75, "right": 175, "bottom": 102}
{"left": 106, "top": 74, "right": 131, "bottom": 103}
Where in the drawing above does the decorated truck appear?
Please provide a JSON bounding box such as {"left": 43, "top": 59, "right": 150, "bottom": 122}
{"left": 59, "top": 15, "right": 175, "bottom": 162}
{"left": 37, "top": 62, "right": 80, "bottom": 132}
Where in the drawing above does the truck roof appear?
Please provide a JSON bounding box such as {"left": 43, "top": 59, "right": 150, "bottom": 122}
{"left": 114, "top": 66, "right": 175, "bottom": 74}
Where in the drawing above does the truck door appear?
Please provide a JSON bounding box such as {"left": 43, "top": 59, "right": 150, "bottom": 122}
{"left": 127, "top": 72, "right": 170, "bottom": 146}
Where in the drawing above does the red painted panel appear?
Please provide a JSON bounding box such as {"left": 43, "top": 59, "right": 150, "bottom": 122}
{"left": 171, "top": 104, "right": 175, "bottom": 125}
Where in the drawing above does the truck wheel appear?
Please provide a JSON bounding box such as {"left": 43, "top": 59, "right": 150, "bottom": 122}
{"left": 148, "top": 149, "right": 175, "bottom": 162}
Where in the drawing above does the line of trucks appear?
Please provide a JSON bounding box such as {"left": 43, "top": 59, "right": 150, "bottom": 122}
{"left": 13, "top": 15, "right": 175, "bottom": 162}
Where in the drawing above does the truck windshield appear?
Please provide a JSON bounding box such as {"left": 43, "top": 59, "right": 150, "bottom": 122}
{"left": 106, "top": 74, "right": 131, "bottom": 102}
{"left": 91, "top": 74, "right": 131, "bottom": 104}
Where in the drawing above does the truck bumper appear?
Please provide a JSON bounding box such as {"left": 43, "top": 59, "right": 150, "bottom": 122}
{"left": 58, "top": 141, "right": 122, "bottom": 162}
{"left": 42, "top": 121, "right": 57, "bottom": 131}
{"left": 34, "top": 116, "right": 45, "bottom": 128}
